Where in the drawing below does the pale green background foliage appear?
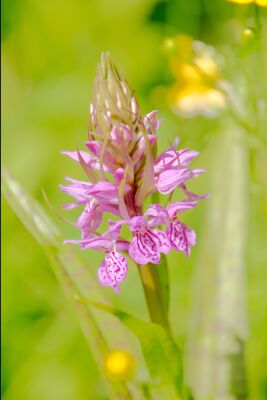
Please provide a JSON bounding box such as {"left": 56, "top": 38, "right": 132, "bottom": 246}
{"left": 2, "top": 0, "right": 267, "bottom": 399}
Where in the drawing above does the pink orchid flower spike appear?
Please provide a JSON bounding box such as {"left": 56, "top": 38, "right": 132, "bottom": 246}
{"left": 60, "top": 52, "right": 207, "bottom": 291}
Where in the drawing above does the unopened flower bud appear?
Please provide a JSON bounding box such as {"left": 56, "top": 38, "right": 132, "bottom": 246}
{"left": 90, "top": 53, "right": 140, "bottom": 138}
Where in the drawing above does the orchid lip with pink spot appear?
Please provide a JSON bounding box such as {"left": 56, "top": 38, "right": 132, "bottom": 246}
{"left": 128, "top": 216, "right": 171, "bottom": 265}
{"left": 60, "top": 53, "right": 207, "bottom": 292}
{"left": 145, "top": 202, "right": 198, "bottom": 255}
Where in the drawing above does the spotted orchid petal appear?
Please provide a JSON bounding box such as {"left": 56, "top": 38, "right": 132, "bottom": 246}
{"left": 166, "top": 218, "right": 196, "bottom": 256}
{"left": 128, "top": 216, "right": 170, "bottom": 265}
{"left": 98, "top": 251, "right": 128, "bottom": 292}
{"left": 105, "top": 251, "right": 128, "bottom": 291}
{"left": 129, "top": 236, "right": 160, "bottom": 265}
{"left": 152, "top": 229, "right": 172, "bottom": 254}
{"left": 98, "top": 262, "right": 112, "bottom": 287}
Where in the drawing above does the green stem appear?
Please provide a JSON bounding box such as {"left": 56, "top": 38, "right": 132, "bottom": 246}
{"left": 137, "top": 263, "right": 171, "bottom": 335}
{"left": 253, "top": 4, "right": 262, "bottom": 35}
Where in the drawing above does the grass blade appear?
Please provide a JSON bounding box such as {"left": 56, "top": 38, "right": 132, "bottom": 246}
{"left": 185, "top": 130, "right": 248, "bottom": 399}
{"left": 75, "top": 295, "right": 184, "bottom": 399}
{"left": 1, "top": 166, "right": 134, "bottom": 400}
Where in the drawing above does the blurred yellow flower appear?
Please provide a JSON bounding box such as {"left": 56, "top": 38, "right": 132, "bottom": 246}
{"left": 169, "top": 85, "right": 226, "bottom": 118}
{"left": 166, "top": 35, "right": 226, "bottom": 118}
{"left": 228, "top": 0, "right": 254, "bottom": 3}
{"left": 194, "top": 54, "right": 221, "bottom": 81}
{"left": 227, "top": 0, "right": 267, "bottom": 6}
{"left": 103, "top": 349, "right": 135, "bottom": 381}
{"left": 256, "top": 0, "right": 267, "bottom": 5}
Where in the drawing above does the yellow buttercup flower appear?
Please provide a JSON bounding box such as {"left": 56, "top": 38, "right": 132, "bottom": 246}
{"left": 170, "top": 59, "right": 202, "bottom": 84}
{"left": 166, "top": 35, "right": 226, "bottom": 118}
{"left": 227, "top": 0, "right": 267, "bottom": 6}
{"left": 194, "top": 53, "right": 221, "bottom": 81}
{"left": 169, "top": 84, "right": 226, "bottom": 118}
{"left": 103, "top": 349, "right": 135, "bottom": 381}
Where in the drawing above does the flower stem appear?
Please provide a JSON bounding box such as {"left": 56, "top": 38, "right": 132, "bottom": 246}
{"left": 137, "top": 263, "right": 171, "bottom": 334}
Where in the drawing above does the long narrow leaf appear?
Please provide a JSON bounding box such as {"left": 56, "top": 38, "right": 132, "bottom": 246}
{"left": 75, "top": 295, "right": 184, "bottom": 399}
{"left": 1, "top": 166, "right": 134, "bottom": 400}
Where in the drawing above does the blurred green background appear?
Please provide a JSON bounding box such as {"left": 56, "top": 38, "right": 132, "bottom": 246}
{"left": 2, "top": 1, "right": 267, "bottom": 399}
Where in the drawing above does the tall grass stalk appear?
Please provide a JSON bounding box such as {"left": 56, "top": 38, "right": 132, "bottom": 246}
{"left": 185, "top": 129, "right": 249, "bottom": 399}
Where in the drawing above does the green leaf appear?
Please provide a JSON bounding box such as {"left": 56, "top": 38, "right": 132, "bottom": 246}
{"left": 75, "top": 295, "right": 183, "bottom": 398}
{"left": 1, "top": 166, "right": 134, "bottom": 400}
